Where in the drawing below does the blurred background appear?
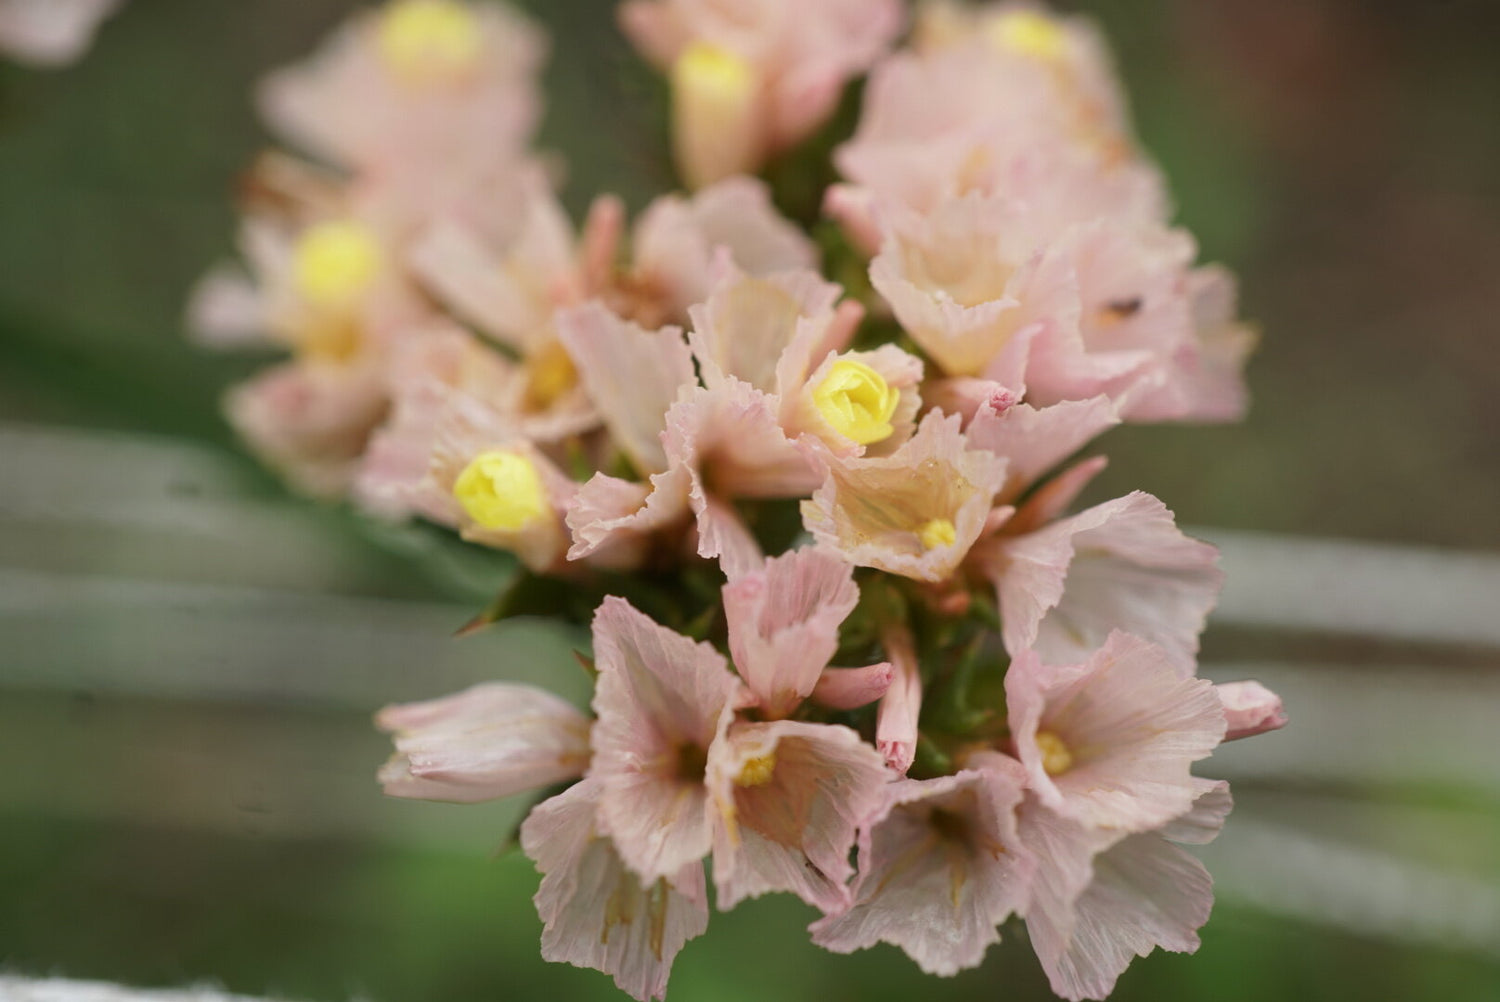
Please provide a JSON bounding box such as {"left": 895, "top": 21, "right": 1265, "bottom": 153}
{"left": 2, "top": 1, "right": 1498, "bottom": 1000}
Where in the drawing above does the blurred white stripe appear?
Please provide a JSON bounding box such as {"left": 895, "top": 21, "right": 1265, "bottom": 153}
{"left": 1202, "top": 527, "right": 1500, "bottom": 648}
{"left": 0, "top": 979, "right": 288, "bottom": 1002}
{"left": 1204, "top": 819, "right": 1500, "bottom": 958}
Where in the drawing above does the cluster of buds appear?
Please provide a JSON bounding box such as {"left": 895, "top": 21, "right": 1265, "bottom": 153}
{"left": 189, "top": 2, "right": 1285, "bottom": 1000}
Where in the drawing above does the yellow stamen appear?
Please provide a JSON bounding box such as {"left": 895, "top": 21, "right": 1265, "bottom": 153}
{"left": 917, "top": 518, "right": 957, "bottom": 551}
{"left": 1035, "top": 729, "right": 1074, "bottom": 776}
{"left": 377, "top": 0, "right": 483, "bottom": 85}
{"left": 735, "top": 752, "right": 777, "bottom": 788}
{"left": 813, "top": 359, "right": 900, "bottom": 446}
{"left": 522, "top": 340, "right": 579, "bottom": 413}
{"left": 452, "top": 450, "right": 549, "bottom": 531}
{"left": 293, "top": 221, "right": 382, "bottom": 311}
{"left": 988, "top": 9, "right": 1068, "bottom": 62}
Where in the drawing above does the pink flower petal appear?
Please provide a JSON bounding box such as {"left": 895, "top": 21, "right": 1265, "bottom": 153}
{"left": 590, "top": 597, "right": 741, "bottom": 882}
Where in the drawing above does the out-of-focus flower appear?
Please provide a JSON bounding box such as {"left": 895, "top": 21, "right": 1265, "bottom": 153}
{"left": 620, "top": 0, "right": 905, "bottom": 187}
{"left": 0, "top": 0, "right": 122, "bottom": 67}
{"left": 258, "top": 0, "right": 545, "bottom": 191}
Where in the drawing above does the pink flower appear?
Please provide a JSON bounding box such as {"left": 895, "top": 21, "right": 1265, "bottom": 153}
{"left": 258, "top": 1, "right": 545, "bottom": 188}
{"left": 1216, "top": 679, "right": 1288, "bottom": 741}
{"left": 354, "top": 328, "right": 595, "bottom": 517}
{"left": 1020, "top": 779, "right": 1232, "bottom": 1001}
{"left": 984, "top": 490, "right": 1223, "bottom": 674}
{"left": 521, "top": 778, "right": 709, "bottom": 1002}
{"left": 376, "top": 682, "right": 591, "bottom": 802}
{"left": 830, "top": 42, "right": 1166, "bottom": 251}
{"left": 801, "top": 411, "right": 1008, "bottom": 582}
{"left": 0, "top": 0, "right": 122, "bottom": 67}
{"left": 224, "top": 360, "right": 389, "bottom": 499}
{"left": 589, "top": 596, "right": 743, "bottom": 883}
{"left": 556, "top": 302, "right": 697, "bottom": 477}
{"left": 707, "top": 719, "right": 888, "bottom": 912}
{"left": 1006, "top": 632, "right": 1226, "bottom": 833}
{"left": 721, "top": 547, "right": 864, "bottom": 719}
{"left": 964, "top": 389, "right": 1120, "bottom": 504}
{"left": 620, "top": 0, "right": 904, "bottom": 186}
{"left": 686, "top": 264, "right": 920, "bottom": 459}
{"left": 632, "top": 177, "right": 818, "bottom": 319}
{"left": 810, "top": 757, "right": 1036, "bottom": 975}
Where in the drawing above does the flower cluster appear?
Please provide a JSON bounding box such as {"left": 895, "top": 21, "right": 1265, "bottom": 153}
{"left": 190, "top": 2, "right": 1284, "bottom": 1000}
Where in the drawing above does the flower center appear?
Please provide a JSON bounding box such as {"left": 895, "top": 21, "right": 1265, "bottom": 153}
{"left": 917, "top": 518, "right": 957, "bottom": 551}
{"left": 813, "top": 359, "right": 900, "bottom": 446}
{"left": 293, "top": 221, "right": 382, "bottom": 311}
{"left": 377, "top": 0, "right": 483, "bottom": 86}
{"left": 735, "top": 752, "right": 777, "bottom": 788}
{"left": 1035, "top": 729, "right": 1074, "bottom": 776}
{"left": 452, "top": 450, "right": 549, "bottom": 531}
{"left": 988, "top": 10, "right": 1067, "bottom": 62}
{"left": 672, "top": 41, "right": 755, "bottom": 108}
{"left": 522, "top": 340, "right": 579, "bottom": 412}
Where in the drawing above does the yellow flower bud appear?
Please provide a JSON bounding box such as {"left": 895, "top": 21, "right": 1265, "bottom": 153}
{"left": 1035, "top": 729, "right": 1074, "bottom": 776}
{"left": 813, "top": 359, "right": 900, "bottom": 446}
{"left": 378, "top": 0, "right": 483, "bottom": 85}
{"left": 452, "top": 450, "right": 550, "bottom": 531}
{"left": 293, "top": 221, "right": 382, "bottom": 311}
{"left": 916, "top": 518, "right": 957, "bottom": 551}
{"left": 988, "top": 10, "right": 1068, "bottom": 62}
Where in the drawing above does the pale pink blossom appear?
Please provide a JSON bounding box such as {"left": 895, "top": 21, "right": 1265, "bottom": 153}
{"left": 868, "top": 192, "right": 1049, "bottom": 379}
{"left": 370, "top": 393, "right": 576, "bottom": 571}
{"left": 188, "top": 210, "right": 429, "bottom": 363}
{"left": 985, "top": 490, "right": 1223, "bottom": 674}
{"left": 686, "top": 265, "right": 920, "bottom": 458}
{"left": 810, "top": 757, "right": 1035, "bottom": 976}
{"left": 830, "top": 42, "right": 1166, "bottom": 250}
{"left": 257, "top": 0, "right": 545, "bottom": 187}
{"left": 1006, "top": 632, "right": 1226, "bottom": 833}
{"left": 721, "top": 547, "right": 862, "bottom": 719}
{"left": 0, "top": 0, "right": 122, "bottom": 67}
{"left": 707, "top": 719, "right": 888, "bottom": 912}
{"left": 555, "top": 303, "right": 696, "bottom": 477}
{"left": 411, "top": 174, "right": 814, "bottom": 378}
{"left": 224, "top": 360, "right": 388, "bottom": 499}
{"left": 1216, "top": 680, "right": 1288, "bottom": 741}
{"left": 874, "top": 624, "right": 923, "bottom": 775}
{"left": 620, "top": 0, "right": 904, "bottom": 186}
{"left": 354, "top": 328, "right": 594, "bottom": 518}
{"left": 1021, "top": 779, "right": 1231, "bottom": 1001}
{"left": 964, "top": 388, "right": 1120, "bottom": 504}
{"left": 407, "top": 168, "right": 586, "bottom": 356}
{"left": 520, "top": 778, "right": 708, "bottom": 1002}
{"left": 801, "top": 412, "right": 1008, "bottom": 582}
{"left": 589, "top": 596, "right": 743, "bottom": 883}
{"left": 632, "top": 177, "right": 818, "bottom": 319}
{"left": 376, "top": 683, "right": 590, "bottom": 802}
